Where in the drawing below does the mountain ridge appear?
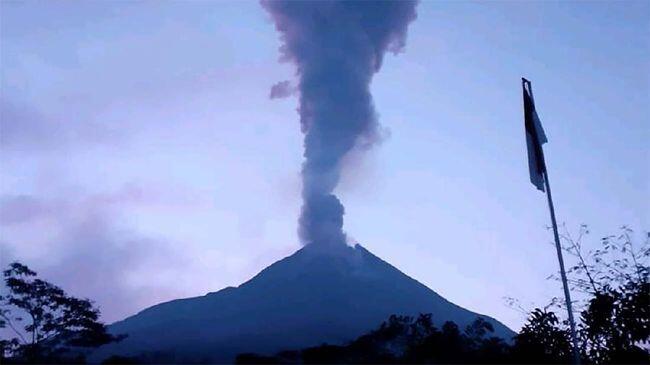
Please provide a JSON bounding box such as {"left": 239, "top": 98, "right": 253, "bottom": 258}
{"left": 93, "top": 244, "right": 514, "bottom": 363}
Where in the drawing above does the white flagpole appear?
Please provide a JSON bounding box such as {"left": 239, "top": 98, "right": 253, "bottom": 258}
{"left": 542, "top": 169, "right": 581, "bottom": 365}
{"left": 525, "top": 79, "right": 580, "bottom": 364}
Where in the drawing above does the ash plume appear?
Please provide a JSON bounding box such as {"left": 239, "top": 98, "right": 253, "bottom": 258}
{"left": 269, "top": 80, "right": 293, "bottom": 99}
{"left": 263, "top": 1, "right": 418, "bottom": 247}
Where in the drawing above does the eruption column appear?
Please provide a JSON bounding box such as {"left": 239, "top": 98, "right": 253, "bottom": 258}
{"left": 263, "top": 0, "right": 418, "bottom": 247}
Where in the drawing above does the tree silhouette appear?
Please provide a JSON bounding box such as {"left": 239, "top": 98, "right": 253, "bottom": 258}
{"left": 511, "top": 309, "right": 572, "bottom": 363}
{"left": 0, "top": 262, "right": 123, "bottom": 363}
{"left": 559, "top": 226, "right": 649, "bottom": 363}
{"left": 510, "top": 225, "right": 650, "bottom": 364}
{"left": 236, "top": 229, "right": 648, "bottom": 364}
{"left": 236, "top": 315, "right": 510, "bottom": 364}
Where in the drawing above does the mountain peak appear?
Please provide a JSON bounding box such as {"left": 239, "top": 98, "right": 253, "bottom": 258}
{"left": 94, "top": 244, "right": 514, "bottom": 363}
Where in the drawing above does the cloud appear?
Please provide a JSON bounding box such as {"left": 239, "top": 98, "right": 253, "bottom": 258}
{"left": 41, "top": 209, "right": 186, "bottom": 323}
{"left": 0, "top": 183, "right": 202, "bottom": 226}
{"left": 0, "top": 187, "right": 192, "bottom": 323}
{"left": 0, "top": 99, "right": 120, "bottom": 153}
{"left": 269, "top": 80, "right": 294, "bottom": 99}
{"left": 0, "top": 194, "right": 59, "bottom": 225}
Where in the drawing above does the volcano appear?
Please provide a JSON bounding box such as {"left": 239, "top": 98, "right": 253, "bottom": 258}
{"left": 93, "top": 244, "right": 514, "bottom": 363}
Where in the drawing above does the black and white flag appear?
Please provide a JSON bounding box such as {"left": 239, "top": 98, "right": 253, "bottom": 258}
{"left": 522, "top": 78, "right": 548, "bottom": 192}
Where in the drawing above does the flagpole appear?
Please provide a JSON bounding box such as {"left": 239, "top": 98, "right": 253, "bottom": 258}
{"left": 542, "top": 168, "right": 581, "bottom": 365}
{"left": 523, "top": 78, "right": 580, "bottom": 364}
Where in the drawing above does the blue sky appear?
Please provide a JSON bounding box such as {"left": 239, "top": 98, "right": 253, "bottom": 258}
{"left": 1, "top": 1, "right": 648, "bottom": 330}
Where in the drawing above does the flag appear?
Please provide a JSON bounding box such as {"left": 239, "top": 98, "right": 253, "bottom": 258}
{"left": 522, "top": 78, "right": 548, "bottom": 192}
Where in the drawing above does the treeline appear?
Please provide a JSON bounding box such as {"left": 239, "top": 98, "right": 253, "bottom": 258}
{"left": 236, "top": 305, "right": 647, "bottom": 364}
{"left": 237, "top": 315, "right": 518, "bottom": 364}
{"left": 237, "top": 226, "right": 649, "bottom": 364}
{"left": 1, "top": 226, "right": 648, "bottom": 364}
{"left": 236, "top": 281, "right": 649, "bottom": 364}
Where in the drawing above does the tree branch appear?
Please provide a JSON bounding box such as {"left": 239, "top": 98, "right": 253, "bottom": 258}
{"left": 0, "top": 311, "right": 27, "bottom": 345}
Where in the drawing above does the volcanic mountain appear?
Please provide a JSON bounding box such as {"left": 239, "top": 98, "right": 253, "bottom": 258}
{"left": 93, "top": 244, "right": 514, "bottom": 363}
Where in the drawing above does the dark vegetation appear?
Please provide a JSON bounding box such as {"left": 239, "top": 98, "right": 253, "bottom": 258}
{"left": 1, "top": 227, "right": 647, "bottom": 364}
{"left": 237, "top": 227, "right": 649, "bottom": 364}
{"left": 237, "top": 315, "right": 512, "bottom": 364}
{"left": 0, "top": 263, "right": 123, "bottom": 364}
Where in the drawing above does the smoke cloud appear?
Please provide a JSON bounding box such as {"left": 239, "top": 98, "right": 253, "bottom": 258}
{"left": 269, "top": 80, "right": 294, "bottom": 99}
{"left": 263, "top": 1, "right": 418, "bottom": 246}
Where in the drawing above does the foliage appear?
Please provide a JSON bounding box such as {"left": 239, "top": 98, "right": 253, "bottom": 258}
{"left": 0, "top": 262, "right": 123, "bottom": 363}
{"left": 577, "top": 279, "right": 649, "bottom": 363}
{"left": 100, "top": 355, "right": 143, "bottom": 364}
{"left": 237, "top": 227, "right": 649, "bottom": 364}
{"left": 511, "top": 226, "right": 650, "bottom": 364}
{"left": 558, "top": 226, "right": 649, "bottom": 364}
{"left": 558, "top": 225, "right": 649, "bottom": 295}
{"left": 2, "top": 227, "right": 646, "bottom": 364}
{"left": 511, "top": 309, "right": 573, "bottom": 363}
{"left": 236, "top": 315, "right": 511, "bottom": 364}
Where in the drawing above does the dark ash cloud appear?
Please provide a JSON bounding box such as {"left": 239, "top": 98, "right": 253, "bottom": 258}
{"left": 262, "top": 0, "right": 418, "bottom": 247}
{"left": 269, "top": 80, "right": 293, "bottom": 99}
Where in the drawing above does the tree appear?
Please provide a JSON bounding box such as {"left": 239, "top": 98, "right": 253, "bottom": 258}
{"left": 0, "top": 262, "right": 123, "bottom": 363}
{"left": 508, "top": 225, "right": 649, "bottom": 364}
{"left": 559, "top": 226, "right": 649, "bottom": 363}
{"left": 511, "top": 309, "right": 573, "bottom": 363}
{"left": 236, "top": 315, "right": 510, "bottom": 364}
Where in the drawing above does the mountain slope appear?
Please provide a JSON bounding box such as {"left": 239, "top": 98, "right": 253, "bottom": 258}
{"left": 93, "top": 244, "right": 514, "bottom": 363}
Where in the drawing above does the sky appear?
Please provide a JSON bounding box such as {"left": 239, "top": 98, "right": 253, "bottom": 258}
{"left": 1, "top": 1, "right": 648, "bottom": 331}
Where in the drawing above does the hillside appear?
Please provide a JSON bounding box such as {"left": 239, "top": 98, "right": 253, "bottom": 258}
{"left": 93, "top": 243, "right": 514, "bottom": 363}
